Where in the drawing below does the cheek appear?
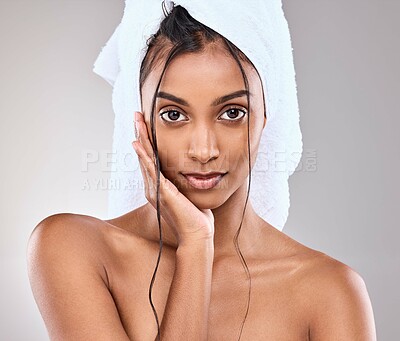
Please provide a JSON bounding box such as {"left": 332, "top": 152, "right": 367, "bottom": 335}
{"left": 226, "top": 131, "right": 262, "bottom": 173}
{"left": 221, "top": 133, "right": 248, "bottom": 174}
{"left": 154, "top": 134, "right": 185, "bottom": 179}
{"left": 248, "top": 114, "right": 264, "bottom": 166}
{"left": 156, "top": 145, "right": 176, "bottom": 173}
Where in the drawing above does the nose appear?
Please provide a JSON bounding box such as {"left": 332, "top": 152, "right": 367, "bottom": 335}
{"left": 187, "top": 126, "right": 220, "bottom": 163}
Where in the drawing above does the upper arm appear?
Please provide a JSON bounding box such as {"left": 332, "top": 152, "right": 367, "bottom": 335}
{"left": 308, "top": 259, "right": 377, "bottom": 341}
{"left": 27, "top": 214, "right": 130, "bottom": 341}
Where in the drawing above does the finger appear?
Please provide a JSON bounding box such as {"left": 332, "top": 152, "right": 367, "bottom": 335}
{"left": 134, "top": 112, "right": 166, "bottom": 193}
{"left": 133, "top": 112, "right": 179, "bottom": 199}
{"left": 135, "top": 112, "right": 156, "bottom": 165}
{"left": 133, "top": 139, "right": 163, "bottom": 194}
{"left": 133, "top": 140, "right": 159, "bottom": 204}
{"left": 133, "top": 139, "right": 178, "bottom": 207}
{"left": 132, "top": 140, "right": 149, "bottom": 185}
{"left": 133, "top": 140, "right": 157, "bottom": 181}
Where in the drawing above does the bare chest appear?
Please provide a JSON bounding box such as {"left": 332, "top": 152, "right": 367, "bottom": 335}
{"left": 105, "top": 242, "right": 310, "bottom": 341}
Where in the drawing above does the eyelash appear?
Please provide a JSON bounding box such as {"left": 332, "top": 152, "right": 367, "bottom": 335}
{"left": 159, "top": 106, "right": 248, "bottom": 125}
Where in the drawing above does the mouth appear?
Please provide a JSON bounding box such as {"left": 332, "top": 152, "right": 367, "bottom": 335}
{"left": 181, "top": 172, "right": 227, "bottom": 190}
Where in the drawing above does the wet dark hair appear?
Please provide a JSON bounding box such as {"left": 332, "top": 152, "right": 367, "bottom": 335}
{"left": 139, "top": 5, "right": 264, "bottom": 340}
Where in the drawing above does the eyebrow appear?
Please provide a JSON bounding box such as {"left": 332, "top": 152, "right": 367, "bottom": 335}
{"left": 156, "top": 89, "right": 250, "bottom": 107}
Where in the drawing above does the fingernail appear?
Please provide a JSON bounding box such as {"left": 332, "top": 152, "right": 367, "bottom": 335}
{"left": 134, "top": 111, "right": 141, "bottom": 121}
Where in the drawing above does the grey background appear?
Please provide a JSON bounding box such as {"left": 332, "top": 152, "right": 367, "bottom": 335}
{"left": 1, "top": 0, "right": 398, "bottom": 339}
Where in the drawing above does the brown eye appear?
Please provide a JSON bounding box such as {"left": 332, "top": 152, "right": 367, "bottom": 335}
{"left": 219, "top": 108, "right": 247, "bottom": 122}
{"left": 159, "top": 110, "right": 187, "bottom": 123}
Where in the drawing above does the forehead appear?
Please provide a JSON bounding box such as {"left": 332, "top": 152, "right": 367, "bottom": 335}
{"left": 142, "top": 45, "right": 263, "bottom": 104}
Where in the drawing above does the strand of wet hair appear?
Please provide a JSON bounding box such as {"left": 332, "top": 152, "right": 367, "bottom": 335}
{"left": 223, "top": 37, "right": 254, "bottom": 341}
{"left": 147, "top": 43, "right": 184, "bottom": 341}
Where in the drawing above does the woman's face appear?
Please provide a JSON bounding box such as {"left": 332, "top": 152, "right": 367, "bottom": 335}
{"left": 140, "top": 44, "right": 266, "bottom": 209}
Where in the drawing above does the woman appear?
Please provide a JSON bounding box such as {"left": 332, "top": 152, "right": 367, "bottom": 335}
{"left": 27, "top": 3, "right": 376, "bottom": 340}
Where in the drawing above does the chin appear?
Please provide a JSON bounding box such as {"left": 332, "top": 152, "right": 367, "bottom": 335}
{"left": 191, "top": 199, "right": 225, "bottom": 210}
{"left": 182, "top": 191, "right": 228, "bottom": 210}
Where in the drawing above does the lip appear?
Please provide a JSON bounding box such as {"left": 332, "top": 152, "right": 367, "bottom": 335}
{"left": 182, "top": 172, "right": 226, "bottom": 178}
{"left": 182, "top": 172, "right": 227, "bottom": 190}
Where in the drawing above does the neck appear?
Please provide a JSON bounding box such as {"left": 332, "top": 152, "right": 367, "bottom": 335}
{"left": 142, "top": 181, "right": 266, "bottom": 261}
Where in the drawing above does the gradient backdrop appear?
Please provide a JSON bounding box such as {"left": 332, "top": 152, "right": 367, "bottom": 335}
{"left": 0, "top": 0, "right": 398, "bottom": 340}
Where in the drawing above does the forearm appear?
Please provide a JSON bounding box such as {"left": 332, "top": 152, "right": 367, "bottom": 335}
{"left": 156, "top": 240, "right": 214, "bottom": 341}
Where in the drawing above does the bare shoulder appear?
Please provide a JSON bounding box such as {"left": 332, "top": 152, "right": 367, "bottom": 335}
{"left": 297, "top": 249, "right": 368, "bottom": 296}
{"left": 294, "top": 249, "right": 377, "bottom": 340}
{"left": 28, "top": 213, "right": 106, "bottom": 250}
{"left": 30, "top": 212, "right": 106, "bottom": 237}
{"left": 265, "top": 225, "right": 377, "bottom": 340}
{"left": 31, "top": 212, "right": 105, "bottom": 232}
{"left": 29, "top": 213, "right": 109, "bottom": 265}
{"left": 28, "top": 212, "right": 146, "bottom": 277}
{"left": 29, "top": 212, "right": 142, "bottom": 252}
{"left": 27, "top": 213, "right": 132, "bottom": 340}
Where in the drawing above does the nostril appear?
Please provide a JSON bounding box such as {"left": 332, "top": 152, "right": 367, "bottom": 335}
{"left": 187, "top": 152, "right": 219, "bottom": 164}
